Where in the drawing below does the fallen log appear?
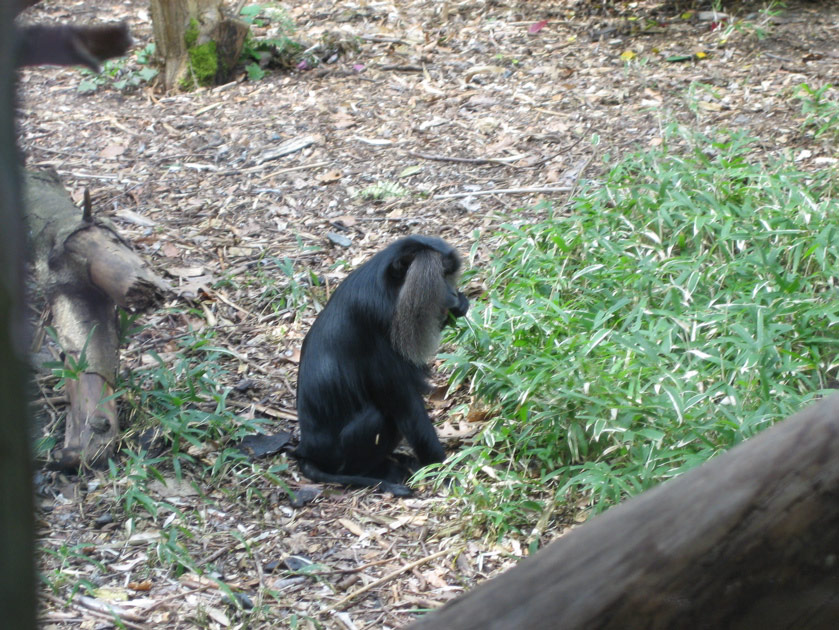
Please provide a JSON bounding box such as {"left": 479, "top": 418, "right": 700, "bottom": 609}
{"left": 408, "top": 393, "right": 839, "bottom": 630}
{"left": 25, "top": 170, "right": 171, "bottom": 469}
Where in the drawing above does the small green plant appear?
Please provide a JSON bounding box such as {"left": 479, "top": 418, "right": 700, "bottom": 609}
{"left": 120, "top": 329, "right": 266, "bottom": 480}
{"left": 438, "top": 124, "right": 839, "bottom": 539}
{"left": 42, "top": 326, "right": 91, "bottom": 385}
{"left": 41, "top": 543, "right": 106, "bottom": 593}
{"left": 357, "top": 181, "right": 409, "bottom": 201}
{"left": 77, "top": 43, "right": 158, "bottom": 94}
{"left": 226, "top": 255, "right": 312, "bottom": 316}
{"left": 715, "top": 1, "right": 785, "bottom": 43}
{"left": 685, "top": 81, "right": 723, "bottom": 116}
{"left": 794, "top": 83, "right": 839, "bottom": 140}
{"left": 239, "top": 3, "right": 307, "bottom": 78}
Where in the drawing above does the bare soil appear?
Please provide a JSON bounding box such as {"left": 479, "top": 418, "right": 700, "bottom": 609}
{"left": 19, "top": 0, "right": 839, "bottom": 628}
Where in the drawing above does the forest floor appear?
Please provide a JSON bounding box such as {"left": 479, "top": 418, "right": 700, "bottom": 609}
{"left": 18, "top": 0, "right": 839, "bottom": 628}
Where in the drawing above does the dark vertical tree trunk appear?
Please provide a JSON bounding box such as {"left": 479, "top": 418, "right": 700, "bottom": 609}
{"left": 0, "top": 2, "right": 36, "bottom": 629}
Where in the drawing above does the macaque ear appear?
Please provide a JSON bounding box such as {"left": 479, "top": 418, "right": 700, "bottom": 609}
{"left": 388, "top": 251, "right": 416, "bottom": 280}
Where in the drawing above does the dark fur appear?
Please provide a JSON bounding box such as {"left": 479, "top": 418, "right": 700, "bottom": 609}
{"left": 16, "top": 23, "right": 132, "bottom": 71}
{"left": 295, "top": 235, "right": 469, "bottom": 496}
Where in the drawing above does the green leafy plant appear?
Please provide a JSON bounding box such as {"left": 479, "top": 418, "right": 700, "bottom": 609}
{"left": 714, "top": 1, "right": 785, "bottom": 43}
{"left": 78, "top": 43, "right": 158, "bottom": 94}
{"left": 42, "top": 326, "right": 91, "bottom": 385}
{"left": 120, "top": 329, "right": 266, "bottom": 480}
{"left": 239, "top": 3, "right": 307, "bottom": 78}
{"left": 357, "top": 181, "right": 409, "bottom": 201}
{"left": 794, "top": 83, "right": 839, "bottom": 140}
{"left": 435, "top": 124, "right": 839, "bottom": 539}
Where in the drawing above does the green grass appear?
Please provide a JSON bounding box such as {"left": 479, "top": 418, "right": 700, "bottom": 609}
{"left": 794, "top": 82, "right": 839, "bottom": 141}
{"left": 432, "top": 124, "right": 839, "bottom": 539}
{"left": 37, "top": 326, "right": 294, "bottom": 608}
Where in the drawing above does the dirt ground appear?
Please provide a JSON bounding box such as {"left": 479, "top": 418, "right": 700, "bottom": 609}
{"left": 18, "top": 0, "right": 839, "bottom": 628}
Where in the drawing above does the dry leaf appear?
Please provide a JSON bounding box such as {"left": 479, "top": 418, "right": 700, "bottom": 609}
{"left": 339, "top": 518, "right": 366, "bottom": 537}
{"left": 99, "top": 143, "right": 126, "bottom": 159}
{"left": 161, "top": 242, "right": 179, "bottom": 258}
{"left": 528, "top": 20, "right": 548, "bottom": 34}
{"left": 318, "top": 169, "right": 342, "bottom": 183}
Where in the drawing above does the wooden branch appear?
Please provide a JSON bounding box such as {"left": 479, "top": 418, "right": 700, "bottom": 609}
{"left": 407, "top": 151, "right": 522, "bottom": 166}
{"left": 25, "top": 170, "right": 171, "bottom": 469}
{"left": 434, "top": 186, "right": 573, "bottom": 199}
{"left": 408, "top": 393, "right": 839, "bottom": 629}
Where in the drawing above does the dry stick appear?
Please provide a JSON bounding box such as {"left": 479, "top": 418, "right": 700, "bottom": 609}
{"left": 434, "top": 186, "right": 572, "bottom": 200}
{"left": 42, "top": 593, "right": 147, "bottom": 629}
{"left": 407, "top": 151, "right": 521, "bottom": 166}
{"left": 378, "top": 65, "right": 424, "bottom": 72}
{"left": 560, "top": 155, "right": 595, "bottom": 210}
{"left": 523, "top": 124, "right": 592, "bottom": 169}
{"left": 257, "top": 160, "right": 330, "bottom": 181}
{"left": 327, "top": 547, "right": 463, "bottom": 612}
{"left": 359, "top": 35, "right": 416, "bottom": 45}
{"left": 228, "top": 398, "right": 298, "bottom": 421}
{"left": 143, "top": 586, "right": 210, "bottom": 614}
{"left": 216, "top": 159, "right": 329, "bottom": 177}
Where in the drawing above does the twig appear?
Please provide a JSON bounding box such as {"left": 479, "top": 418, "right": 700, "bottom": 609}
{"left": 377, "top": 65, "right": 423, "bottom": 72}
{"left": 143, "top": 586, "right": 210, "bottom": 614}
{"left": 42, "top": 592, "right": 147, "bottom": 629}
{"left": 228, "top": 399, "right": 298, "bottom": 421}
{"left": 523, "top": 124, "right": 592, "bottom": 169}
{"left": 326, "top": 546, "right": 462, "bottom": 611}
{"left": 358, "top": 35, "right": 417, "bottom": 46}
{"left": 218, "top": 159, "right": 330, "bottom": 178}
{"left": 434, "top": 186, "right": 572, "bottom": 200}
{"left": 560, "top": 155, "right": 594, "bottom": 209}
{"left": 197, "top": 538, "right": 242, "bottom": 567}
{"left": 407, "top": 151, "right": 522, "bottom": 166}
{"left": 762, "top": 52, "right": 793, "bottom": 63}
{"left": 257, "top": 160, "right": 330, "bottom": 181}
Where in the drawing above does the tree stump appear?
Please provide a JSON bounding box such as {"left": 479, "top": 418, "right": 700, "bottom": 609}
{"left": 25, "top": 170, "right": 171, "bottom": 469}
{"left": 149, "top": 0, "right": 248, "bottom": 90}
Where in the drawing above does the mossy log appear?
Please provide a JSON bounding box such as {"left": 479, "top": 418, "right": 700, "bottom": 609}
{"left": 25, "top": 170, "right": 171, "bottom": 470}
{"left": 408, "top": 393, "right": 839, "bottom": 630}
{"left": 149, "top": 0, "right": 248, "bottom": 90}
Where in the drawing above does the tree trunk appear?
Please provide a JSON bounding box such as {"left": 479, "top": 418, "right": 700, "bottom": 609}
{"left": 25, "top": 170, "right": 171, "bottom": 470}
{"left": 0, "top": 2, "right": 36, "bottom": 628}
{"left": 149, "top": 0, "right": 248, "bottom": 90}
{"left": 408, "top": 393, "right": 839, "bottom": 630}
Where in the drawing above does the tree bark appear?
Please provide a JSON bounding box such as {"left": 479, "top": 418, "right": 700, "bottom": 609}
{"left": 149, "top": 0, "right": 248, "bottom": 90}
{"left": 408, "top": 393, "right": 839, "bottom": 630}
{"left": 0, "top": 2, "right": 36, "bottom": 628}
{"left": 25, "top": 170, "right": 171, "bottom": 469}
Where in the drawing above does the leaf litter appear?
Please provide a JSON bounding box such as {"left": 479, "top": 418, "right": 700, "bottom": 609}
{"left": 19, "top": 0, "right": 839, "bottom": 627}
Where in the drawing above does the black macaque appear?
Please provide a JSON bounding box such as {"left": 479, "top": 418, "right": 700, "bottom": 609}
{"left": 295, "top": 235, "right": 469, "bottom": 496}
